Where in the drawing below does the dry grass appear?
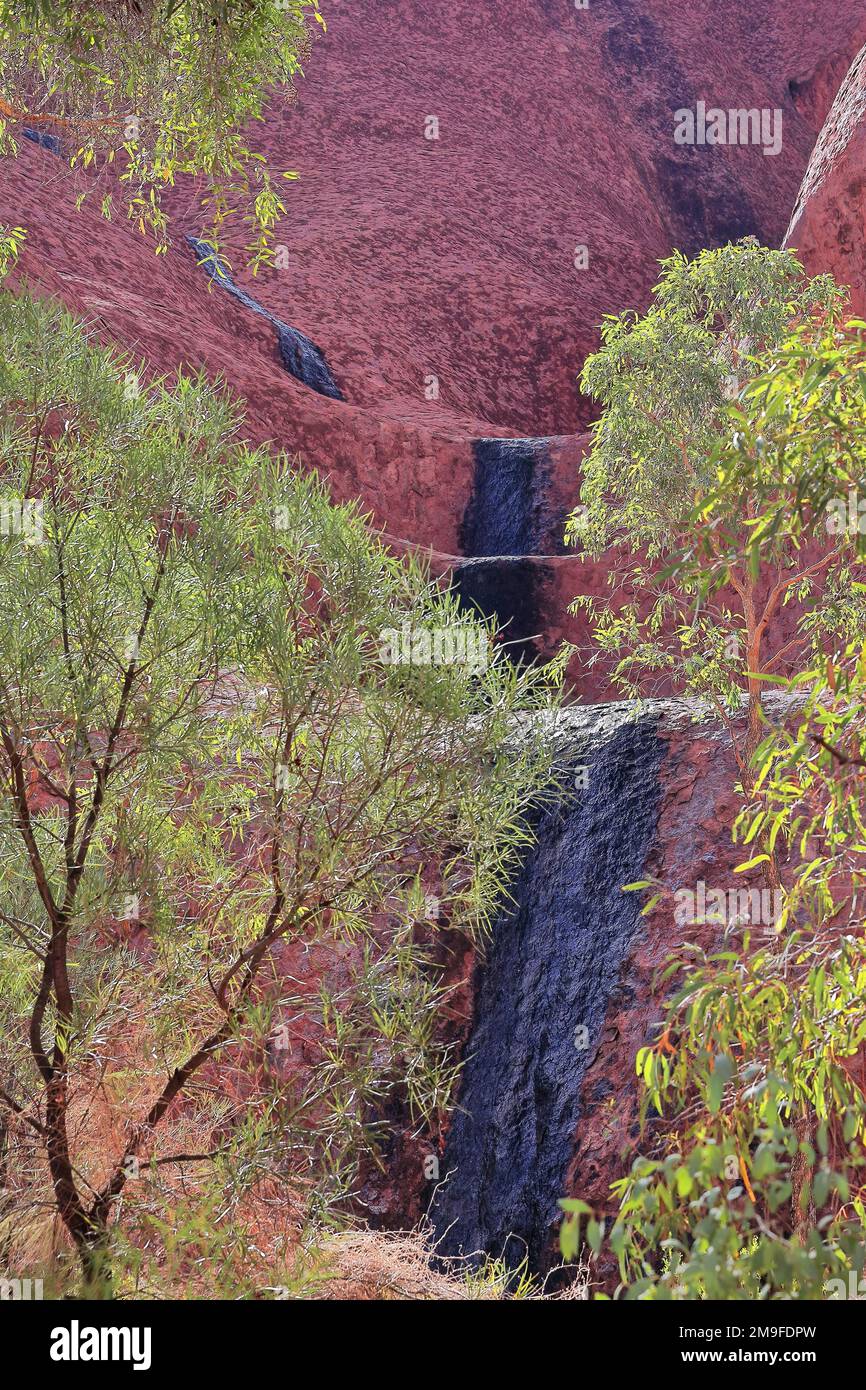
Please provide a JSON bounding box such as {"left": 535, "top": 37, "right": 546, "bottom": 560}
{"left": 319, "top": 1228, "right": 499, "bottom": 1300}
{"left": 319, "top": 1226, "right": 590, "bottom": 1301}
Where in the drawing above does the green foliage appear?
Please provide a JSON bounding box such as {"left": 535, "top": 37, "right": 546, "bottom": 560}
{"left": 562, "top": 799, "right": 866, "bottom": 1299}
{"left": 560, "top": 260, "right": 866, "bottom": 1301}
{"left": 692, "top": 312, "right": 866, "bottom": 576}
{"left": 459, "top": 1251, "right": 539, "bottom": 1300}
{"left": 0, "top": 1, "right": 322, "bottom": 266}
{"left": 564, "top": 835, "right": 866, "bottom": 1298}
{"left": 569, "top": 240, "right": 843, "bottom": 559}
{"left": 0, "top": 224, "right": 25, "bottom": 279}
{"left": 746, "top": 647, "right": 866, "bottom": 934}
{"left": 568, "top": 243, "right": 861, "bottom": 791}
{"left": 0, "top": 288, "right": 562, "bottom": 1285}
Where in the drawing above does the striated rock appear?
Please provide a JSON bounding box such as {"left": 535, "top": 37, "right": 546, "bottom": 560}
{"left": 431, "top": 711, "right": 665, "bottom": 1271}
{"left": 460, "top": 439, "right": 558, "bottom": 559}
{"left": 786, "top": 44, "right": 866, "bottom": 312}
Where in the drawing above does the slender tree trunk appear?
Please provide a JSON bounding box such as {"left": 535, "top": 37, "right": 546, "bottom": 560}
{"left": 791, "top": 1110, "right": 816, "bottom": 1243}
{"left": 743, "top": 580, "right": 782, "bottom": 892}
{"left": 0, "top": 1115, "right": 9, "bottom": 1267}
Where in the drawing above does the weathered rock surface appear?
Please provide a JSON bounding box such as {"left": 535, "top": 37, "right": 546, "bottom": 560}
{"left": 3, "top": 0, "right": 864, "bottom": 560}
{"left": 786, "top": 44, "right": 866, "bottom": 313}
{"left": 0, "top": 139, "right": 478, "bottom": 553}
{"left": 166, "top": 0, "right": 866, "bottom": 439}
{"left": 431, "top": 709, "right": 665, "bottom": 1271}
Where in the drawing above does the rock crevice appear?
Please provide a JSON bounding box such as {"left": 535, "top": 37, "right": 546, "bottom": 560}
{"left": 187, "top": 235, "right": 344, "bottom": 401}
{"left": 431, "top": 711, "right": 665, "bottom": 1272}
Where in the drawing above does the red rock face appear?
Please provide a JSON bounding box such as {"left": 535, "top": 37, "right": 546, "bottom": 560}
{"left": 165, "top": 0, "right": 866, "bottom": 440}
{"left": 4, "top": 0, "right": 862, "bottom": 723}
{"left": 3, "top": 1, "right": 864, "bottom": 567}
{"left": 786, "top": 44, "right": 866, "bottom": 313}
{"left": 0, "top": 139, "right": 481, "bottom": 553}
{"left": 564, "top": 709, "right": 755, "bottom": 1282}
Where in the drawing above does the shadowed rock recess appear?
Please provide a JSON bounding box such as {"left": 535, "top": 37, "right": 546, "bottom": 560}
{"left": 453, "top": 438, "right": 565, "bottom": 666}
{"left": 431, "top": 713, "right": 664, "bottom": 1273}
{"left": 187, "top": 235, "right": 344, "bottom": 400}
{"left": 460, "top": 438, "right": 554, "bottom": 557}
{"left": 451, "top": 557, "right": 550, "bottom": 668}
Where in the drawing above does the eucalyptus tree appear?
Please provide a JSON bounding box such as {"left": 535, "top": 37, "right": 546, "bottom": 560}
{"left": 568, "top": 241, "right": 851, "bottom": 795}
{"left": 561, "top": 290, "right": 866, "bottom": 1300}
